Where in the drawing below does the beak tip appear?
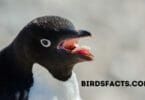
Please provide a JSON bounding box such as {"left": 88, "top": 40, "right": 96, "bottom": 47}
{"left": 79, "top": 30, "right": 92, "bottom": 37}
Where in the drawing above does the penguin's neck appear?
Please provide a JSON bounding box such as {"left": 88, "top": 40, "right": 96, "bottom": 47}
{"left": 0, "top": 44, "right": 33, "bottom": 93}
{"left": 29, "top": 63, "right": 81, "bottom": 100}
{"left": 11, "top": 43, "right": 33, "bottom": 79}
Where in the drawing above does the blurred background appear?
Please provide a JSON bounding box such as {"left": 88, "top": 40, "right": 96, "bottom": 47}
{"left": 0, "top": 0, "right": 145, "bottom": 100}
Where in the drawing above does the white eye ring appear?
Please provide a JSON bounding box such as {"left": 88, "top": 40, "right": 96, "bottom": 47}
{"left": 40, "top": 39, "right": 51, "bottom": 48}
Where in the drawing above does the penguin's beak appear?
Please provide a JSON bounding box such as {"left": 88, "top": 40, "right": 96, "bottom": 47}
{"left": 59, "top": 30, "right": 92, "bottom": 39}
{"left": 74, "top": 30, "right": 92, "bottom": 37}
{"left": 58, "top": 30, "right": 94, "bottom": 61}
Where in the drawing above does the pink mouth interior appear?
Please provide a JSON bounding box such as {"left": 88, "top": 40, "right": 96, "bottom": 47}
{"left": 61, "top": 38, "right": 93, "bottom": 58}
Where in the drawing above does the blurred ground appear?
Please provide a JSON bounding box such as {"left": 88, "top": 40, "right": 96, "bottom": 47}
{"left": 0, "top": 0, "right": 145, "bottom": 100}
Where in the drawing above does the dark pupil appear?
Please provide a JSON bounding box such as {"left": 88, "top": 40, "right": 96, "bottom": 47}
{"left": 43, "top": 40, "right": 48, "bottom": 45}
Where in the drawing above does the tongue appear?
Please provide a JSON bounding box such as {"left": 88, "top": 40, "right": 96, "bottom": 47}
{"left": 62, "top": 39, "right": 92, "bottom": 57}
{"left": 62, "top": 39, "right": 79, "bottom": 50}
{"left": 72, "top": 46, "right": 91, "bottom": 56}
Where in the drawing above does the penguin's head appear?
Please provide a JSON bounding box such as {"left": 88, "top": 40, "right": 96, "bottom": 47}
{"left": 15, "top": 16, "right": 93, "bottom": 80}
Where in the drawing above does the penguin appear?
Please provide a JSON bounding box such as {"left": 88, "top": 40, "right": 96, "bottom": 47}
{"left": 0, "top": 16, "right": 93, "bottom": 100}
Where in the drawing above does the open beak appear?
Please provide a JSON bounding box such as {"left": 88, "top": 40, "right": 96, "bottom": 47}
{"left": 58, "top": 30, "right": 94, "bottom": 61}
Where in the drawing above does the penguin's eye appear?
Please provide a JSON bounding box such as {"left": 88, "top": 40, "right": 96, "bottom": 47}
{"left": 40, "top": 39, "right": 51, "bottom": 48}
